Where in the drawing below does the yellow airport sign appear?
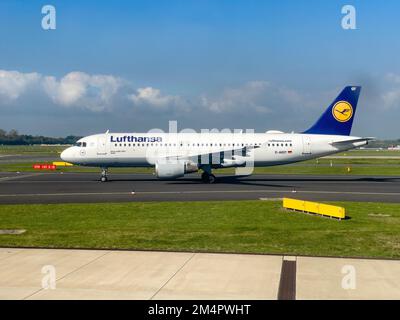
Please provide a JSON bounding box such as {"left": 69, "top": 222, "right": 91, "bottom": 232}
{"left": 52, "top": 161, "right": 73, "bottom": 167}
{"left": 283, "top": 198, "right": 345, "bottom": 220}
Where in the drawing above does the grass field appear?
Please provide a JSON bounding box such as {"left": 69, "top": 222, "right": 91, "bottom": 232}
{"left": 2, "top": 161, "right": 400, "bottom": 176}
{"left": 0, "top": 200, "right": 399, "bottom": 259}
{"left": 1, "top": 145, "right": 400, "bottom": 175}
{"left": 0, "top": 145, "right": 65, "bottom": 155}
{"left": 1, "top": 145, "right": 400, "bottom": 156}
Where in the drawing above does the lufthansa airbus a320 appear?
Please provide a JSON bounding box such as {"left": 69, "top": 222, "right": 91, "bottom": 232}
{"left": 61, "top": 86, "right": 372, "bottom": 183}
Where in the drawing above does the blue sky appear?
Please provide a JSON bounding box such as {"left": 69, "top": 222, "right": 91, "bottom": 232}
{"left": 0, "top": 0, "right": 400, "bottom": 138}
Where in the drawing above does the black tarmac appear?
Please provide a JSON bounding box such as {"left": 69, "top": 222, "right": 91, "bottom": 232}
{"left": 0, "top": 172, "right": 399, "bottom": 204}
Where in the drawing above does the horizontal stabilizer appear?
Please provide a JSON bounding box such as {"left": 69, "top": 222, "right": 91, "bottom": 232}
{"left": 330, "top": 137, "right": 375, "bottom": 146}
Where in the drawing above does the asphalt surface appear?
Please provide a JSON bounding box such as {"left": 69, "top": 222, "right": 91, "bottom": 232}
{"left": 0, "top": 172, "right": 399, "bottom": 204}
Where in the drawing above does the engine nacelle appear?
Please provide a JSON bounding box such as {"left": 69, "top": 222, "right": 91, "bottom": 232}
{"left": 221, "top": 156, "right": 249, "bottom": 168}
{"left": 155, "top": 161, "right": 198, "bottom": 179}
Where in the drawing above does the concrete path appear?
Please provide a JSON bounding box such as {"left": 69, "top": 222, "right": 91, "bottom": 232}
{"left": 0, "top": 248, "right": 399, "bottom": 300}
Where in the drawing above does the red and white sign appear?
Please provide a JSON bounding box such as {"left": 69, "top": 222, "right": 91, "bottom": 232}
{"left": 32, "top": 164, "right": 57, "bottom": 170}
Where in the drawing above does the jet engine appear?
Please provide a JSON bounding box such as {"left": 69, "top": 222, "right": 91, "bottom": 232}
{"left": 155, "top": 160, "right": 198, "bottom": 179}
{"left": 220, "top": 156, "right": 249, "bottom": 167}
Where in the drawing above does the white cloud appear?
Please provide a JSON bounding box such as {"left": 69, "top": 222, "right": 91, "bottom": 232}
{"left": 0, "top": 70, "right": 40, "bottom": 100}
{"left": 0, "top": 69, "right": 122, "bottom": 111}
{"left": 200, "top": 81, "right": 304, "bottom": 114}
{"left": 43, "top": 72, "right": 121, "bottom": 111}
{"left": 200, "top": 81, "right": 271, "bottom": 113}
{"left": 382, "top": 73, "right": 400, "bottom": 109}
{"left": 0, "top": 69, "right": 307, "bottom": 116}
{"left": 128, "top": 87, "right": 186, "bottom": 111}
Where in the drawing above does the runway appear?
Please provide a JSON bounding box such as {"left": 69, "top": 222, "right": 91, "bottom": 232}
{"left": 0, "top": 172, "right": 399, "bottom": 204}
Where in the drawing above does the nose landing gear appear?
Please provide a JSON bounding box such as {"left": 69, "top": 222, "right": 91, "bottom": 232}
{"left": 100, "top": 167, "right": 108, "bottom": 182}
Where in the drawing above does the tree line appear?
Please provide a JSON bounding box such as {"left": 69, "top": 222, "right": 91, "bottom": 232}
{"left": 0, "top": 129, "right": 81, "bottom": 145}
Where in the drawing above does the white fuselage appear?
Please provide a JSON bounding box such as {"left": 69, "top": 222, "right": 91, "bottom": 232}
{"left": 60, "top": 132, "right": 367, "bottom": 169}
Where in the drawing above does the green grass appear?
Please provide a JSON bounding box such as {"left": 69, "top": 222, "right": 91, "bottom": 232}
{"left": 0, "top": 201, "right": 400, "bottom": 259}
{"left": 0, "top": 145, "right": 65, "bottom": 155}
{"left": 335, "top": 150, "right": 400, "bottom": 156}
{"left": 0, "top": 162, "right": 155, "bottom": 173}
{"left": 2, "top": 161, "right": 400, "bottom": 176}
{"left": 247, "top": 165, "right": 400, "bottom": 176}
{"left": 1, "top": 145, "right": 400, "bottom": 157}
{"left": 0, "top": 145, "right": 399, "bottom": 175}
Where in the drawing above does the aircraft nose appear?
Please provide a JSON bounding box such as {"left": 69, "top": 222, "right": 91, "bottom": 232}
{"left": 60, "top": 147, "right": 75, "bottom": 163}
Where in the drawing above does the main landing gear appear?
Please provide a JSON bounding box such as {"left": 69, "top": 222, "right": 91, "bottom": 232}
{"left": 201, "top": 171, "right": 216, "bottom": 184}
{"left": 100, "top": 167, "right": 108, "bottom": 182}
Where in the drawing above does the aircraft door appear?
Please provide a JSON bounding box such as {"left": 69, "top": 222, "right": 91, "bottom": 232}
{"left": 97, "top": 135, "right": 108, "bottom": 155}
{"left": 302, "top": 136, "right": 312, "bottom": 154}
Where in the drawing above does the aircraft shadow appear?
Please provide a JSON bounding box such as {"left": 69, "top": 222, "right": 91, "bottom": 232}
{"left": 91, "top": 174, "right": 400, "bottom": 186}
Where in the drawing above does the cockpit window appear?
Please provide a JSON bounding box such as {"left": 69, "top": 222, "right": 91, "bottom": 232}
{"left": 74, "top": 142, "right": 87, "bottom": 147}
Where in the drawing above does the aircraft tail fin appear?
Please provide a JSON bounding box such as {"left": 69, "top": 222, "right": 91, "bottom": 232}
{"left": 303, "top": 86, "right": 361, "bottom": 136}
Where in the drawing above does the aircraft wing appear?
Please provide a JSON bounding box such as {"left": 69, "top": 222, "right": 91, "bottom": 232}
{"left": 162, "top": 145, "right": 261, "bottom": 164}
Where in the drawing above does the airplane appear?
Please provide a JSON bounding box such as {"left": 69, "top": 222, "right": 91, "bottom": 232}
{"left": 60, "top": 86, "right": 372, "bottom": 183}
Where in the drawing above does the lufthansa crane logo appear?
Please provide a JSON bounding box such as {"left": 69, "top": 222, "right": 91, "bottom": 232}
{"left": 332, "top": 101, "right": 353, "bottom": 122}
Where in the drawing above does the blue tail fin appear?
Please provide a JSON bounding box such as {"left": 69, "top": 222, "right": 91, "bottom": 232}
{"left": 303, "top": 86, "right": 361, "bottom": 136}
